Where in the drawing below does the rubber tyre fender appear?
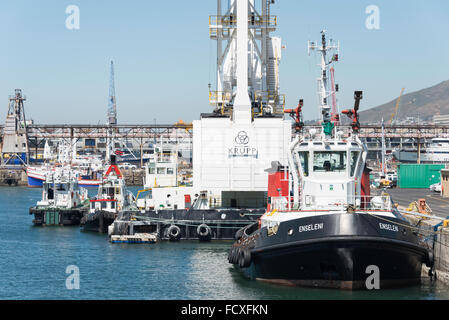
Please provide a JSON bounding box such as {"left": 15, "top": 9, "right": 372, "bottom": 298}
{"left": 228, "top": 247, "right": 237, "bottom": 264}
{"left": 197, "top": 224, "right": 211, "bottom": 240}
{"left": 232, "top": 247, "right": 240, "bottom": 264}
{"left": 234, "top": 228, "right": 245, "bottom": 241}
{"left": 227, "top": 247, "right": 234, "bottom": 263}
{"left": 239, "top": 249, "right": 252, "bottom": 268}
{"left": 426, "top": 250, "right": 434, "bottom": 268}
{"left": 167, "top": 225, "right": 181, "bottom": 241}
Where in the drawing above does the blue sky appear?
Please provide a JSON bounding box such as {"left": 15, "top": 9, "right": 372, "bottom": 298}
{"left": 0, "top": 0, "right": 448, "bottom": 124}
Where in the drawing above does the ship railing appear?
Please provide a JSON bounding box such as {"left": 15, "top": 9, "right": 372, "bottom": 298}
{"left": 209, "top": 91, "right": 233, "bottom": 107}
{"left": 271, "top": 195, "right": 393, "bottom": 212}
{"left": 253, "top": 91, "right": 285, "bottom": 116}
{"left": 209, "top": 15, "right": 277, "bottom": 32}
{"left": 208, "top": 197, "right": 222, "bottom": 209}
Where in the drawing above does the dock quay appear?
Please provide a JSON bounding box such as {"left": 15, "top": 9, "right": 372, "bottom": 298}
{"left": 110, "top": 209, "right": 265, "bottom": 241}
{"left": 0, "top": 167, "right": 27, "bottom": 186}
{"left": 387, "top": 189, "right": 449, "bottom": 286}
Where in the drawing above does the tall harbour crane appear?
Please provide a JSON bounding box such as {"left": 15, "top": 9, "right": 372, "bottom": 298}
{"left": 107, "top": 61, "right": 117, "bottom": 126}
{"left": 106, "top": 61, "right": 117, "bottom": 161}
{"left": 390, "top": 88, "right": 405, "bottom": 125}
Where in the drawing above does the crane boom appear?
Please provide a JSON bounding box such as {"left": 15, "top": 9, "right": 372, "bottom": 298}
{"left": 390, "top": 88, "right": 405, "bottom": 125}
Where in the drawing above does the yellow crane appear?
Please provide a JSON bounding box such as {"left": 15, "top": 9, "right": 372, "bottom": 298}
{"left": 390, "top": 88, "right": 405, "bottom": 125}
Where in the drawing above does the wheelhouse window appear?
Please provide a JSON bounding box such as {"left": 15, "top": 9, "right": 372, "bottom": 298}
{"left": 313, "top": 151, "right": 347, "bottom": 173}
{"left": 167, "top": 168, "right": 174, "bottom": 175}
{"left": 298, "top": 151, "right": 309, "bottom": 176}
{"left": 157, "top": 167, "right": 166, "bottom": 175}
{"left": 106, "top": 187, "right": 115, "bottom": 198}
{"left": 350, "top": 151, "right": 361, "bottom": 176}
{"left": 149, "top": 167, "right": 155, "bottom": 174}
{"left": 56, "top": 183, "right": 68, "bottom": 191}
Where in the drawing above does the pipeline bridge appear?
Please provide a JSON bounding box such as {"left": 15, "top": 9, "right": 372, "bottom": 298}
{"left": 0, "top": 123, "right": 447, "bottom": 163}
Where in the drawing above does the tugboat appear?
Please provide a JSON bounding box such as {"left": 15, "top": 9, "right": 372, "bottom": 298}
{"left": 81, "top": 156, "right": 135, "bottom": 233}
{"left": 228, "top": 32, "right": 433, "bottom": 290}
{"left": 29, "top": 168, "right": 89, "bottom": 226}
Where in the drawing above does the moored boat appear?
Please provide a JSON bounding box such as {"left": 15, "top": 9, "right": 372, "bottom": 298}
{"left": 29, "top": 168, "right": 89, "bottom": 226}
{"left": 81, "top": 156, "right": 135, "bottom": 233}
{"left": 228, "top": 31, "right": 433, "bottom": 290}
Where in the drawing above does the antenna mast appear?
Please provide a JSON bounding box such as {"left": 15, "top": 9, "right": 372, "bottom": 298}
{"left": 308, "top": 30, "right": 340, "bottom": 129}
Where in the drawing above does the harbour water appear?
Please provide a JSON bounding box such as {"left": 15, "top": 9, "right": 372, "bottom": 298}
{"left": 1, "top": 186, "right": 449, "bottom": 300}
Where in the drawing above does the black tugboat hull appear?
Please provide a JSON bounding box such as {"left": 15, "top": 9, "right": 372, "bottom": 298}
{"left": 30, "top": 207, "right": 87, "bottom": 226}
{"left": 116, "top": 208, "right": 265, "bottom": 241}
{"left": 246, "top": 237, "right": 425, "bottom": 289}
{"left": 81, "top": 210, "right": 116, "bottom": 233}
{"left": 232, "top": 213, "right": 431, "bottom": 290}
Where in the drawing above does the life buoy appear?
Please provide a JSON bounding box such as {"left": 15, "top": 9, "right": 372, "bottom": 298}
{"left": 197, "top": 224, "right": 212, "bottom": 241}
{"left": 166, "top": 225, "right": 181, "bottom": 241}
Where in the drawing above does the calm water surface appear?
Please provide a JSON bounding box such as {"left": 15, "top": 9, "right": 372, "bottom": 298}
{"left": 1, "top": 187, "right": 448, "bottom": 300}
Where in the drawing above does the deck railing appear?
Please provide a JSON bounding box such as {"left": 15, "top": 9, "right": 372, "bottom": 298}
{"left": 270, "top": 195, "right": 393, "bottom": 212}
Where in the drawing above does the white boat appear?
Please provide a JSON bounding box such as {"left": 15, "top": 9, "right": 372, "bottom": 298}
{"left": 29, "top": 168, "right": 89, "bottom": 226}
{"left": 143, "top": 145, "right": 178, "bottom": 188}
{"left": 81, "top": 158, "right": 135, "bottom": 233}
{"left": 36, "top": 169, "right": 88, "bottom": 209}
{"left": 393, "top": 138, "right": 449, "bottom": 163}
{"left": 136, "top": 145, "right": 179, "bottom": 211}
{"left": 26, "top": 139, "right": 104, "bottom": 188}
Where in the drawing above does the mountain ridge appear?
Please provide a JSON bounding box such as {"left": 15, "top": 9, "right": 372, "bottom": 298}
{"left": 359, "top": 80, "right": 449, "bottom": 123}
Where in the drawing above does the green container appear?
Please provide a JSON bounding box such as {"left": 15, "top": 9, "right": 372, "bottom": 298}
{"left": 398, "top": 164, "right": 445, "bottom": 189}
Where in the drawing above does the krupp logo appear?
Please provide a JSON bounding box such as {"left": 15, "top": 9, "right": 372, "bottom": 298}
{"left": 235, "top": 131, "right": 250, "bottom": 145}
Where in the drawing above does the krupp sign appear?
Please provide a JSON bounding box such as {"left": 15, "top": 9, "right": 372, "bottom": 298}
{"left": 228, "top": 131, "right": 258, "bottom": 158}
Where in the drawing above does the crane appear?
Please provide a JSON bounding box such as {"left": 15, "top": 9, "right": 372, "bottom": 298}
{"left": 390, "top": 88, "right": 405, "bottom": 125}
{"left": 107, "top": 61, "right": 117, "bottom": 126}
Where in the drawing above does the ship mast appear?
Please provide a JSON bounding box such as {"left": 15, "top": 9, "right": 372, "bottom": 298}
{"left": 381, "top": 118, "right": 387, "bottom": 176}
{"left": 308, "top": 30, "right": 340, "bottom": 137}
